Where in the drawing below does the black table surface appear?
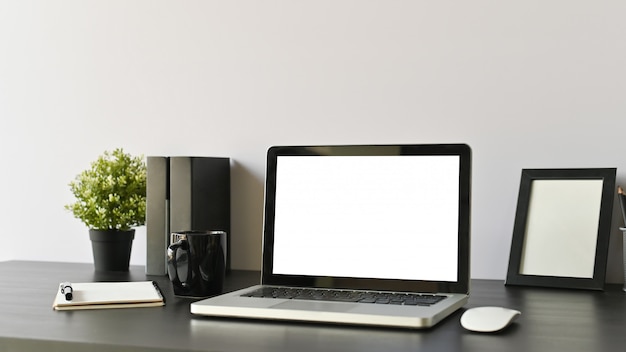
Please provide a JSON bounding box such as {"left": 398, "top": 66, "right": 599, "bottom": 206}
{"left": 1, "top": 260, "right": 625, "bottom": 351}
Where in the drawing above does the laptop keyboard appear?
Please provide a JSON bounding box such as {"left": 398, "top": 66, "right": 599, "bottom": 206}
{"left": 242, "top": 287, "right": 447, "bottom": 306}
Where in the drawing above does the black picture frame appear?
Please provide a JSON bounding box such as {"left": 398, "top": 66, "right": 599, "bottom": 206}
{"left": 505, "top": 168, "right": 616, "bottom": 290}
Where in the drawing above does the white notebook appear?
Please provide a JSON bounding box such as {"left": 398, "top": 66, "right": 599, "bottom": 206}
{"left": 52, "top": 281, "right": 165, "bottom": 311}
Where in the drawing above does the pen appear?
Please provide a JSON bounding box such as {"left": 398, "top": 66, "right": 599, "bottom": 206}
{"left": 60, "top": 282, "right": 73, "bottom": 300}
{"left": 618, "top": 186, "right": 626, "bottom": 227}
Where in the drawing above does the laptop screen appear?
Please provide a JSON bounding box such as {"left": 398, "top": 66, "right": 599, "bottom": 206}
{"left": 262, "top": 144, "right": 471, "bottom": 294}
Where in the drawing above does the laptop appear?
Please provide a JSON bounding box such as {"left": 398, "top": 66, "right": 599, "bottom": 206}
{"left": 191, "top": 143, "right": 471, "bottom": 329}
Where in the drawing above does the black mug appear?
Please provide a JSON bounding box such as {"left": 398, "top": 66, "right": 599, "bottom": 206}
{"left": 167, "top": 230, "right": 227, "bottom": 297}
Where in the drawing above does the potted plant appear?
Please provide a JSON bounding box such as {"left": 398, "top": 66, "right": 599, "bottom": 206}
{"left": 65, "top": 148, "right": 147, "bottom": 271}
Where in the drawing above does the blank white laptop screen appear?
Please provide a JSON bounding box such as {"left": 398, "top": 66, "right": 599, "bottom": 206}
{"left": 190, "top": 144, "right": 471, "bottom": 330}
{"left": 272, "top": 155, "right": 460, "bottom": 282}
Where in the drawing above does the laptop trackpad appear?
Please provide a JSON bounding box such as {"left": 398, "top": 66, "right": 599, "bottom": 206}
{"left": 271, "top": 300, "right": 356, "bottom": 313}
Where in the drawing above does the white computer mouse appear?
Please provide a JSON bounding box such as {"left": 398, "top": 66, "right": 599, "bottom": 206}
{"left": 460, "top": 306, "right": 521, "bottom": 333}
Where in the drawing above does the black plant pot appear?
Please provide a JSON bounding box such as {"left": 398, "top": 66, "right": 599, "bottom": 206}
{"left": 89, "top": 229, "right": 135, "bottom": 272}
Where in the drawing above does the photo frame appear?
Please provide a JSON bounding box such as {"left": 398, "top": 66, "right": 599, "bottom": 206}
{"left": 505, "top": 168, "right": 616, "bottom": 290}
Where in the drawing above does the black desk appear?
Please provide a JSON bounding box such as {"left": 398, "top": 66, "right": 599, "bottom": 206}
{"left": 1, "top": 261, "right": 625, "bottom": 351}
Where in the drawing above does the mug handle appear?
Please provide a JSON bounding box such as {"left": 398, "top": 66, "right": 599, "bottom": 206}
{"left": 167, "top": 239, "right": 188, "bottom": 289}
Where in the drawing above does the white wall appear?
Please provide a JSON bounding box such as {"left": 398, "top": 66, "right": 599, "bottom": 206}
{"left": 1, "top": 1, "right": 625, "bottom": 281}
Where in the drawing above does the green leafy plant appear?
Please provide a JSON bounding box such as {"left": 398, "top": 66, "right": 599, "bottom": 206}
{"left": 65, "top": 148, "right": 147, "bottom": 231}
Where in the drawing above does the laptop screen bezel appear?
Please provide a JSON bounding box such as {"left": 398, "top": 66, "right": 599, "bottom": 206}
{"left": 261, "top": 144, "right": 471, "bottom": 294}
